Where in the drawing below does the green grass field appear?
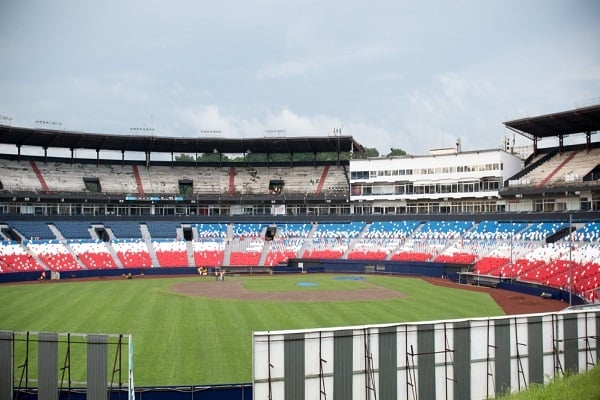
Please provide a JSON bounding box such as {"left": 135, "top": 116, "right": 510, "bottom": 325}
{"left": 0, "top": 274, "right": 505, "bottom": 386}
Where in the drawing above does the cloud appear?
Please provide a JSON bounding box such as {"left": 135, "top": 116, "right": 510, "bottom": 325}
{"left": 255, "top": 60, "right": 320, "bottom": 79}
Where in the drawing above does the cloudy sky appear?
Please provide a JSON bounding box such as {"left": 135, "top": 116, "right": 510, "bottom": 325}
{"left": 1, "top": 0, "right": 599, "bottom": 156}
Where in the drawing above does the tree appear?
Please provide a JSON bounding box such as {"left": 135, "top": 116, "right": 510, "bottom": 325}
{"left": 175, "top": 154, "right": 195, "bottom": 162}
{"left": 387, "top": 148, "right": 407, "bottom": 157}
{"left": 354, "top": 147, "right": 379, "bottom": 159}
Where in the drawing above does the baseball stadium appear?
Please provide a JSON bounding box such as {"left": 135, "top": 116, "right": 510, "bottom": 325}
{"left": 1, "top": 103, "right": 599, "bottom": 399}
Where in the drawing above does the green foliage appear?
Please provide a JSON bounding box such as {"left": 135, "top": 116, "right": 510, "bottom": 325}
{"left": 387, "top": 147, "right": 407, "bottom": 157}
{"left": 355, "top": 147, "right": 380, "bottom": 158}
{"left": 174, "top": 153, "right": 231, "bottom": 162}
{"left": 175, "top": 154, "right": 195, "bottom": 162}
{"left": 496, "top": 365, "right": 600, "bottom": 400}
{"left": 175, "top": 151, "right": 354, "bottom": 163}
{"left": 1, "top": 275, "right": 503, "bottom": 386}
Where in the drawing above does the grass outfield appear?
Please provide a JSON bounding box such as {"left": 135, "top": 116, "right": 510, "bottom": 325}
{"left": 0, "top": 274, "right": 505, "bottom": 386}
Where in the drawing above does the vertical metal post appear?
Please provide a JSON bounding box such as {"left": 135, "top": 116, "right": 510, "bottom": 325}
{"left": 510, "top": 220, "right": 514, "bottom": 282}
{"left": 569, "top": 214, "right": 573, "bottom": 306}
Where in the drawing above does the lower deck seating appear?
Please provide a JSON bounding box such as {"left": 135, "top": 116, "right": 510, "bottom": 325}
{"left": 153, "top": 240, "right": 188, "bottom": 267}
{"left": 193, "top": 240, "right": 225, "bottom": 267}
{"left": 27, "top": 241, "right": 82, "bottom": 272}
{"left": 112, "top": 239, "right": 152, "bottom": 268}
{"left": 68, "top": 240, "right": 118, "bottom": 269}
{"left": 1, "top": 219, "right": 599, "bottom": 303}
{"left": 0, "top": 242, "right": 44, "bottom": 272}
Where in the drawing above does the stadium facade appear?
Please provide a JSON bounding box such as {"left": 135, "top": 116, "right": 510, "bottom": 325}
{"left": 0, "top": 104, "right": 598, "bottom": 217}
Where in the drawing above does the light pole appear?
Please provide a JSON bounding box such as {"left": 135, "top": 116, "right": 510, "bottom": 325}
{"left": 510, "top": 220, "right": 514, "bottom": 282}
{"left": 0, "top": 115, "right": 12, "bottom": 126}
{"left": 569, "top": 214, "right": 573, "bottom": 306}
{"left": 35, "top": 120, "right": 63, "bottom": 130}
{"left": 130, "top": 127, "right": 155, "bottom": 136}
{"left": 200, "top": 130, "right": 222, "bottom": 136}
{"left": 264, "top": 129, "right": 286, "bottom": 137}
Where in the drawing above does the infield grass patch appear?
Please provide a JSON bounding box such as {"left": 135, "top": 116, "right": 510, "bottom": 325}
{"left": 241, "top": 274, "right": 371, "bottom": 292}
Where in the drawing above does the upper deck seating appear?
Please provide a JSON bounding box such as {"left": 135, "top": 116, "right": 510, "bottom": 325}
{"left": 236, "top": 165, "right": 348, "bottom": 196}
{"left": 53, "top": 221, "right": 94, "bottom": 239}
{"left": 4, "top": 221, "right": 55, "bottom": 240}
{"left": 0, "top": 159, "right": 141, "bottom": 194}
{"left": 517, "top": 222, "right": 568, "bottom": 241}
{"left": 511, "top": 148, "right": 600, "bottom": 189}
{"left": 414, "top": 220, "right": 473, "bottom": 239}
{"left": 136, "top": 166, "right": 231, "bottom": 195}
{"left": 146, "top": 221, "right": 180, "bottom": 239}
{"left": 0, "top": 158, "right": 350, "bottom": 197}
{"left": 463, "top": 221, "right": 528, "bottom": 240}
{"left": 106, "top": 222, "right": 142, "bottom": 238}
{"left": 0, "top": 159, "right": 42, "bottom": 192}
{"left": 573, "top": 222, "right": 600, "bottom": 242}
{"left": 195, "top": 223, "right": 228, "bottom": 238}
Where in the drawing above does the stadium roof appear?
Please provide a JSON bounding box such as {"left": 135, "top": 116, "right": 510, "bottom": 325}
{"left": 0, "top": 125, "right": 364, "bottom": 156}
{"left": 503, "top": 103, "right": 600, "bottom": 140}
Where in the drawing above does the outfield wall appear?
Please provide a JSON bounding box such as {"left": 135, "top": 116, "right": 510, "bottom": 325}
{"left": 253, "top": 309, "right": 599, "bottom": 400}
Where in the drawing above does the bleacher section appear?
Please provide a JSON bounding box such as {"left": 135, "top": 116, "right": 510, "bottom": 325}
{"left": 194, "top": 224, "right": 227, "bottom": 267}
{"left": 26, "top": 240, "right": 81, "bottom": 271}
{"left": 153, "top": 239, "right": 188, "bottom": 267}
{"left": 264, "top": 223, "right": 311, "bottom": 266}
{"left": 229, "top": 223, "right": 265, "bottom": 266}
{"left": 3, "top": 221, "right": 55, "bottom": 240}
{"left": 391, "top": 220, "right": 473, "bottom": 262}
{"left": 68, "top": 239, "right": 118, "bottom": 269}
{"left": 347, "top": 221, "right": 420, "bottom": 260}
{"left": 0, "top": 159, "right": 350, "bottom": 197}
{"left": 303, "top": 222, "right": 365, "bottom": 259}
{"left": 508, "top": 147, "right": 600, "bottom": 189}
{"left": 0, "top": 241, "right": 43, "bottom": 272}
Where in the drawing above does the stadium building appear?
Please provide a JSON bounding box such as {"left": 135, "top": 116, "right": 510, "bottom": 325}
{"left": 1, "top": 103, "right": 599, "bottom": 399}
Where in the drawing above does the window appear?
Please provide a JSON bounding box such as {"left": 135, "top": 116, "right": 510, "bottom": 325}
{"left": 83, "top": 177, "right": 101, "bottom": 193}
{"left": 268, "top": 179, "right": 284, "bottom": 194}
{"left": 178, "top": 179, "right": 193, "bottom": 195}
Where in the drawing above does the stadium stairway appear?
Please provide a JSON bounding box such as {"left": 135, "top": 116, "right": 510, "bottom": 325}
{"left": 48, "top": 224, "right": 88, "bottom": 270}
{"left": 222, "top": 224, "right": 233, "bottom": 265}
{"left": 535, "top": 150, "right": 579, "bottom": 189}
{"left": 140, "top": 224, "right": 161, "bottom": 267}
{"left": 342, "top": 222, "right": 372, "bottom": 259}
{"left": 296, "top": 224, "right": 317, "bottom": 258}
{"left": 174, "top": 224, "right": 196, "bottom": 267}
{"left": 185, "top": 240, "right": 195, "bottom": 267}
{"left": 105, "top": 241, "right": 124, "bottom": 268}
{"left": 258, "top": 239, "right": 272, "bottom": 265}
{"left": 24, "top": 242, "right": 47, "bottom": 271}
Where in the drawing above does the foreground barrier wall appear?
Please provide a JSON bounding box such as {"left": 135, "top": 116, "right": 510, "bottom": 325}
{"left": 253, "top": 309, "right": 599, "bottom": 400}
